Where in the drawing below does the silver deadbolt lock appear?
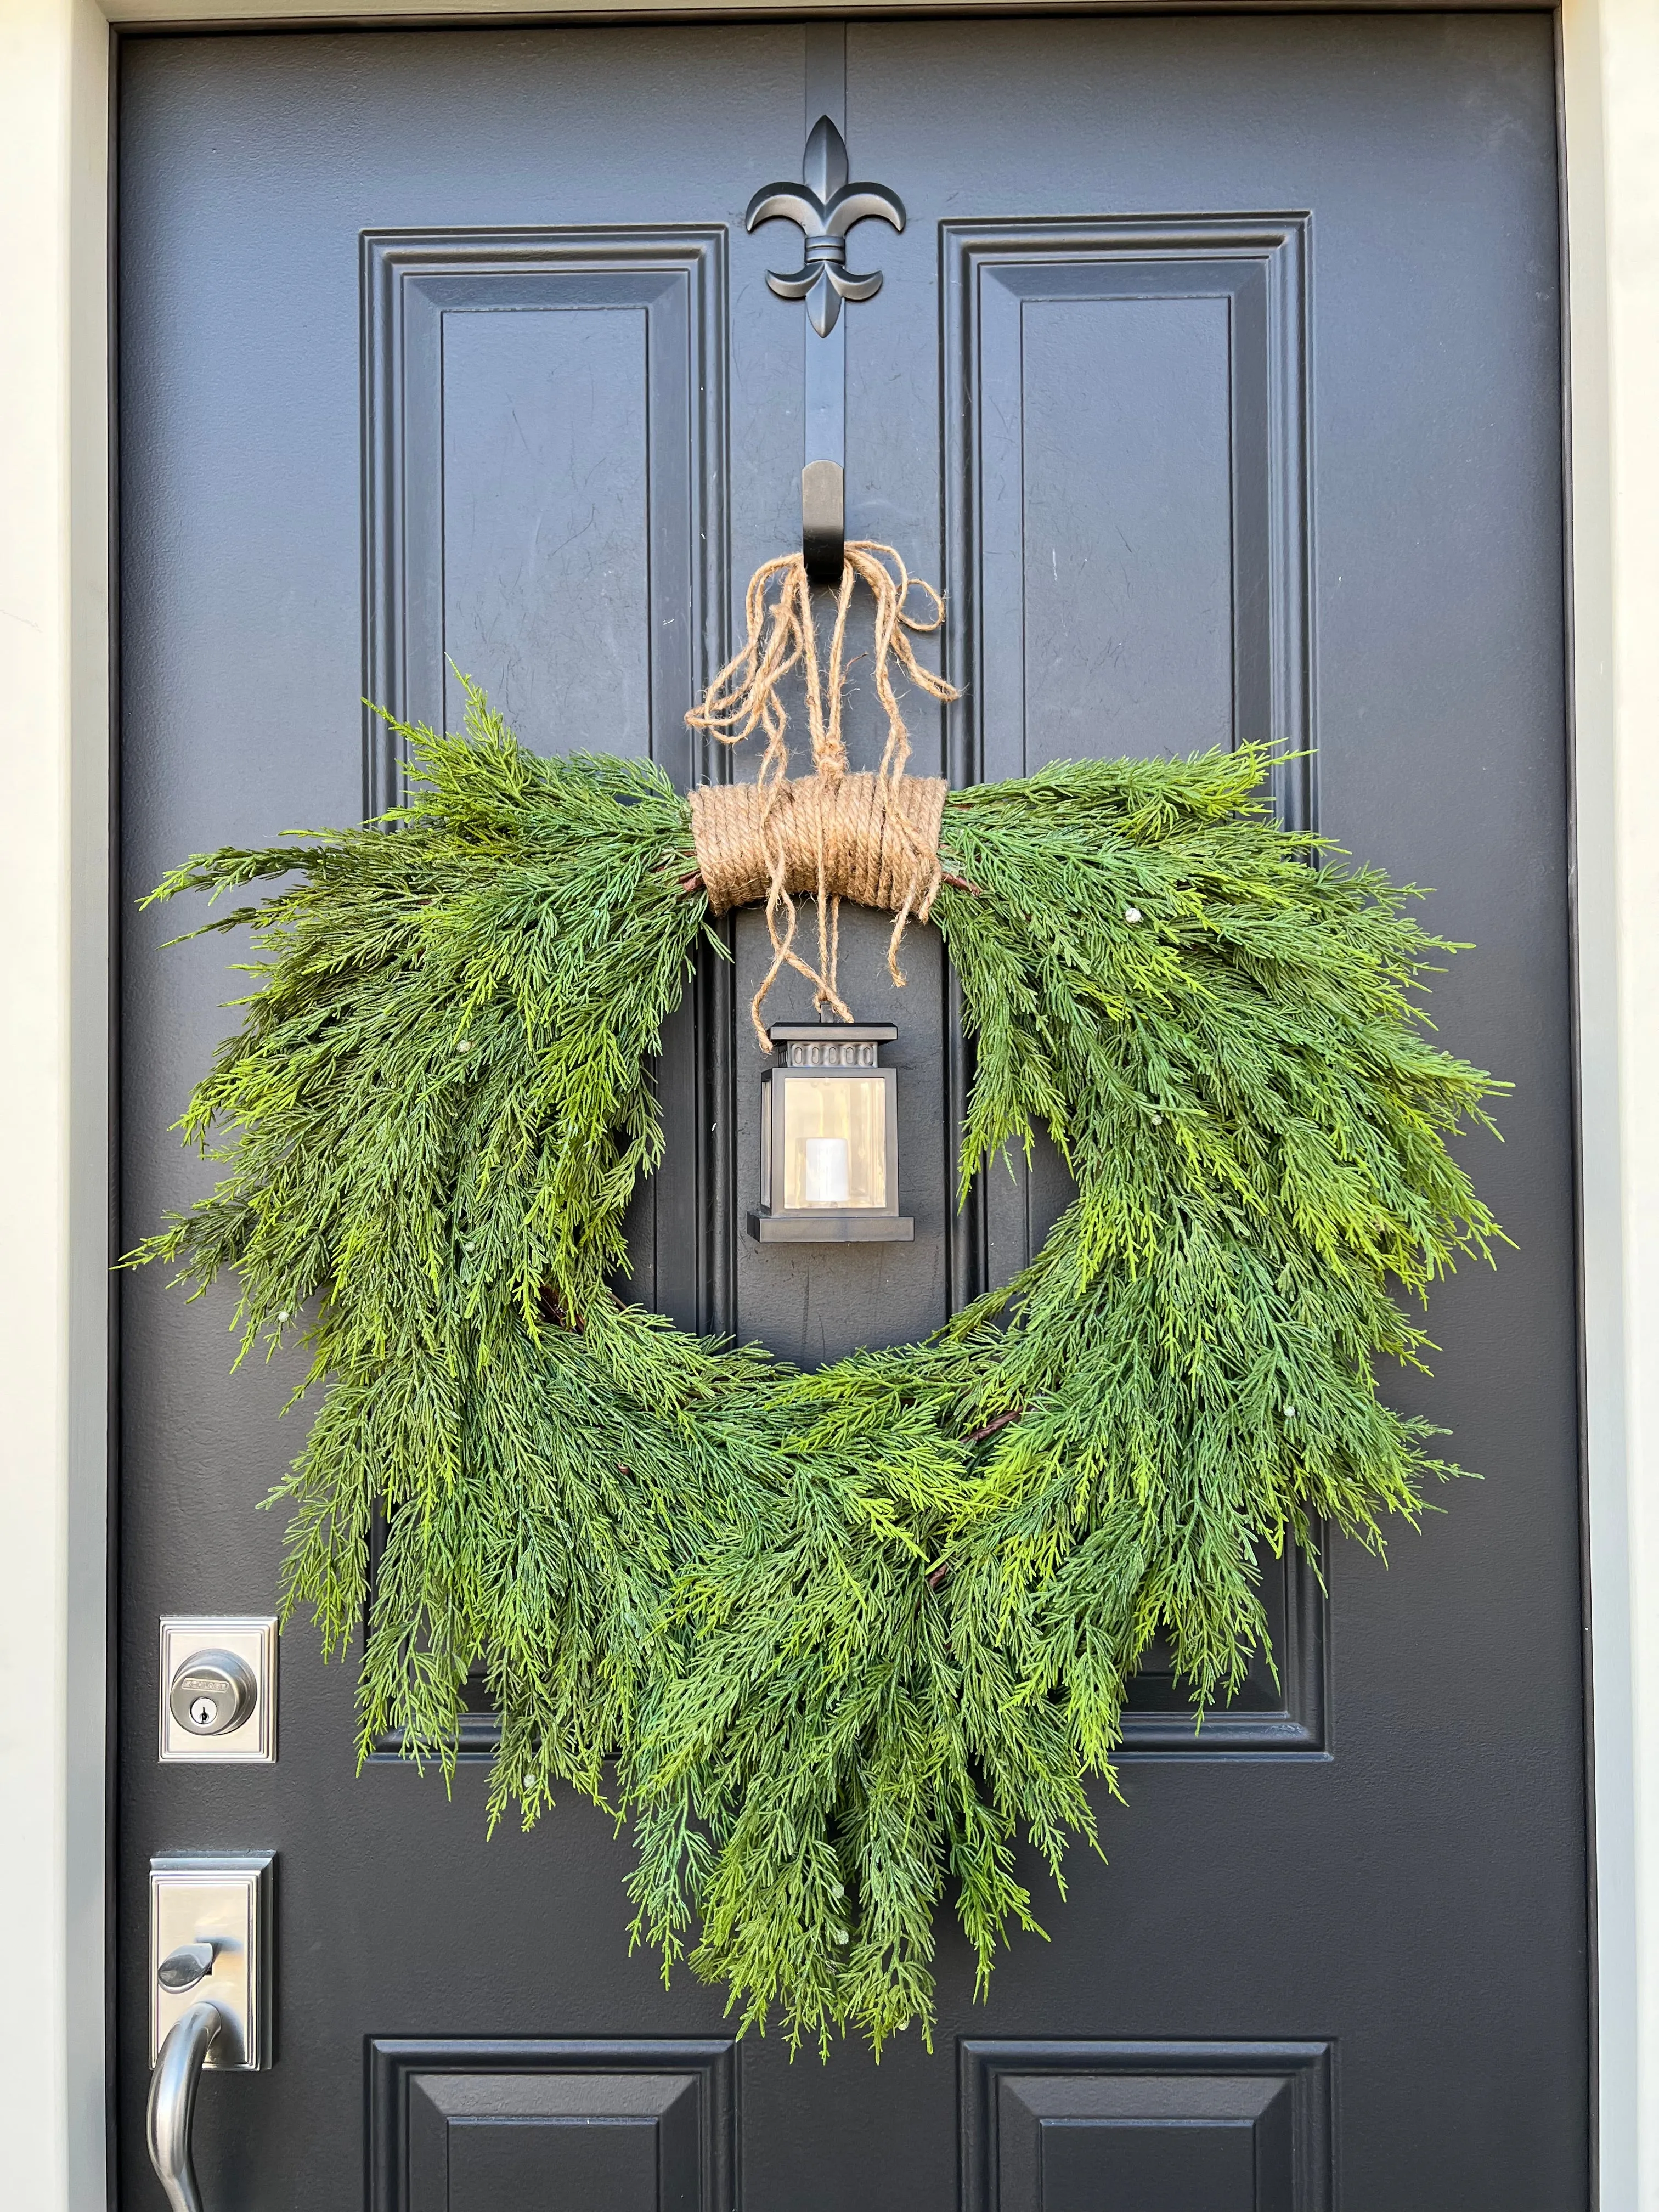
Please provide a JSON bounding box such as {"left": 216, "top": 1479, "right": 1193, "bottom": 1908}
{"left": 159, "top": 1617, "right": 277, "bottom": 1762}
{"left": 168, "top": 1650, "right": 257, "bottom": 1738}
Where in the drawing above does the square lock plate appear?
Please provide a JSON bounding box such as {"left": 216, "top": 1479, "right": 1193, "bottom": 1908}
{"left": 150, "top": 1854, "right": 274, "bottom": 2069}
{"left": 159, "top": 1615, "right": 278, "bottom": 1762}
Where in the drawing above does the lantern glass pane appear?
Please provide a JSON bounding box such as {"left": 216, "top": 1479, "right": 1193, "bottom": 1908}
{"left": 781, "top": 1076, "right": 888, "bottom": 1209}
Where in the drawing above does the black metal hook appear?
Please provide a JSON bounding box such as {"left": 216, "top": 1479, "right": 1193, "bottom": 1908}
{"left": 747, "top": 116, "right": 905, "bottom": 582}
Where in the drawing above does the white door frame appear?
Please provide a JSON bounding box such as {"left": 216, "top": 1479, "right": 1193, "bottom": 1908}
{"left": 2, "top": 3, "right": 1652, "bottom": 2203}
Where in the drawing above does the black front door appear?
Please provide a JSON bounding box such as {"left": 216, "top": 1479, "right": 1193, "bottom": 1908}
{"left": 119, "top": 14, "right": 1584, "bottom": 2208}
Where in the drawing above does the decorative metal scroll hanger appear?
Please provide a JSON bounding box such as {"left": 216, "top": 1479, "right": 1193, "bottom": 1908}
{"left": 747, "top": 116, "right": 905, "bottom": 582}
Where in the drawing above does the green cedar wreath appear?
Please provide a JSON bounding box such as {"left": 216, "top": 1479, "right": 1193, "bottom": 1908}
{"left": 131, "top": 547, "right": 1503, "bottom": 2056}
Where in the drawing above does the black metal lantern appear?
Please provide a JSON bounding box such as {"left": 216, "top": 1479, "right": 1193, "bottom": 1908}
{"left": 749, "top": 1023, "right": 911, "bottom": 1243}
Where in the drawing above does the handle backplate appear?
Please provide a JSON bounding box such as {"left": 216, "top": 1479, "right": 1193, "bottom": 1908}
{"left": 149, "top": 1854, "right": 274, "bottom": 2070}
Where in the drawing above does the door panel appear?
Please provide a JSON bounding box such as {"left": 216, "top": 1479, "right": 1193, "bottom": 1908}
{"left": 119, "top": 16, "right": 1583, "bottom": 2211}
{"left": 369, "top": 2040, "right": 736, "bottom": 2212}
{"left": 962, "top": 2042, "right": 1333, "bottom": 2212}
{"left": 364, "top": 229, "right": 728, "bottom": 800}
{"left": 363, "top": 225, "right": 730, "bottom": 1324}
{"left": 942, "top": 215, "right": 1313, "bottom": 1297}
{"left": 944, "top": 219, "right": 1310, "bottom": 806}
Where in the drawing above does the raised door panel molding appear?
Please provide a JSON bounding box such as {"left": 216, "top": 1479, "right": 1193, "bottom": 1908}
{"left": 942, "top": 217, "right": 1312, "bottom": 833}
{"left": 962, "top": 2040, "right": 1333, "bottom": 2212}
{"left": 1119, "top": 1534, "right": 1325, "bottom": 1755}
{"left": 362, "top": 227, "right": 729, "bottom": 813}
{"left": 941, "top": 217, "right": 1325, "bottom": 1756}
{"left": 370, "top": 2038, "right": 735, "bottom": 2212}
{"left": 940, "top": 217, "right": 1314, "bottom": 1313}
{"left": 359, "top": 225, "right": 733, "bottom": 1343}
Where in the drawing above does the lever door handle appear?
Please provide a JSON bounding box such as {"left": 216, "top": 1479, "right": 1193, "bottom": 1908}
{"left": 146, "top": 2000, "right": 222, "bottom": 2212}
{"left": 149, "top": 1853, "right": 274, "bottom": 2207}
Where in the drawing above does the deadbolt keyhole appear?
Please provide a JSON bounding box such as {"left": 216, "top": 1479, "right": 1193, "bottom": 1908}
{"left": 167, "top": 1649, "right": 257, "bottom": 1738}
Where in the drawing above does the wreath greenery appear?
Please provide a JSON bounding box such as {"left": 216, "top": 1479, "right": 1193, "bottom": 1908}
{"left": 132, "top": 627, "right": 1502, "bottom": 2056}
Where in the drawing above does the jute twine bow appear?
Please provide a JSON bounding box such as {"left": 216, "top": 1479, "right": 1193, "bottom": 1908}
{"left": 686, "top": 542, "right": 958, "bottom": 1047}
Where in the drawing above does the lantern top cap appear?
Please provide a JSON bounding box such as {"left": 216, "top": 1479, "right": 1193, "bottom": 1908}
{"left": 766, "top": 1022, "right": 896, "bottom": 1050}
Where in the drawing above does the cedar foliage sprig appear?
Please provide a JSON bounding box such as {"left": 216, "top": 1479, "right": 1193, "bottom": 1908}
{"left": 129, "top": 690, "right": 1503, "bottom": 2055}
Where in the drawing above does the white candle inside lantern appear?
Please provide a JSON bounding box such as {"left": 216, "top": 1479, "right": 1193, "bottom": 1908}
{"left": 803, "top": 1136, "right": 851, "bottom": 1205}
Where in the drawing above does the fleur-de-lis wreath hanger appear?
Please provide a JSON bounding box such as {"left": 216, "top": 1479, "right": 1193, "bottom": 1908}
{"left": 746, "top": 115, "right": 905, "bottom": 578}
{"left": 746, "top": 115, "right": 906, "bottom": 338}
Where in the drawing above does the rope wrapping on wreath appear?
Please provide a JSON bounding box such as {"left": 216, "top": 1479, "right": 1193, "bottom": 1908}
{"left": 688, "top": 769, "right": 947, "bottom": 951}
{"left": 685, "top": 541, "right": 957, "bottom": 1043}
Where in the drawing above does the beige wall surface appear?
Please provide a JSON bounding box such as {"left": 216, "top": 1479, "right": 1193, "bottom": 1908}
{"left": 0, "top": 3, "right": 1651, "bottom": 2206}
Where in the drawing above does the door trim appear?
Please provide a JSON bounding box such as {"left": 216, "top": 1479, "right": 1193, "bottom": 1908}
{"left": 104, "top": 0, "right": 1562, "bottom": 20}
{"left": 1, "top": 6, "right": 1649, "bottom": 2208}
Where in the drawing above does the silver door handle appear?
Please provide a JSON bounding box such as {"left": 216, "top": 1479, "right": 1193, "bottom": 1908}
{"left": 146, "top": 1999, "right": 222, "bottom": 2212}
{"left": 148, "top": 1853, "right": 274, "bottom": 2208}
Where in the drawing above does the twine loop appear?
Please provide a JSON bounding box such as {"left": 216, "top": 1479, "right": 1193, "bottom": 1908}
{"left": 685, "top": 543, "right": 957, "bottom": 1046}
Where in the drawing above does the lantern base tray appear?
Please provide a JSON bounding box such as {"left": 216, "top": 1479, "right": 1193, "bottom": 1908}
{"left": 748, "top": 1212, "right": 914, "bottom": 1244}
